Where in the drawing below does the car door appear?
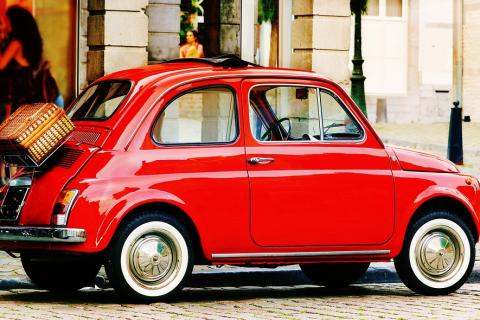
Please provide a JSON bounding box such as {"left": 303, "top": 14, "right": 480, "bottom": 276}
{"left": 242, "top": 78, "right": 395, "bottom": 247}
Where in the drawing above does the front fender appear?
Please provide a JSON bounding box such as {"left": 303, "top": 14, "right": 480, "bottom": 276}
{"left": 411, "top": 186, "right": 478, "bottom": 226}
{"left": 389, "top": 179, "right": 480, "bottom": 257}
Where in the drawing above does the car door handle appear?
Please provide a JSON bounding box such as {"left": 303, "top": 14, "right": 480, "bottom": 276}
{"left": 248, "top": 157, "right": 275, "bottom": 165}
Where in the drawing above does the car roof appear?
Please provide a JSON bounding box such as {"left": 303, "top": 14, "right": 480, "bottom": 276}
{"left": 98, "top": 56, "right": 329, "bottom": 85}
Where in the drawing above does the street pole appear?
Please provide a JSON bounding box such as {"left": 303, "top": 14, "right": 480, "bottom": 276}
{"left": 351, "top": 6, "right": 367, "bottom": 117}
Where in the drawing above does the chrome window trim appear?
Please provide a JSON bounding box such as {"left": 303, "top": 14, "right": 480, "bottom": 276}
{"left": 247, "top": 83, "right": 367, "bottom": 145}
{"left": 212, "top": 250, "right": 390, "bottom": 259}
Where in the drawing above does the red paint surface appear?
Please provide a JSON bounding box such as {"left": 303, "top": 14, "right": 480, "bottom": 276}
{"left": 0, "top": 62, "right": 478, "bottom": 265}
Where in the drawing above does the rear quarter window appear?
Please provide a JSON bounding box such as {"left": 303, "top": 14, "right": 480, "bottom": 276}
{"left": 67, "top": 81, "right": 131, "bottom": 120}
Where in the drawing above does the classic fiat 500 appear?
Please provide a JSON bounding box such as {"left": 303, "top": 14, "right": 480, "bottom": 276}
{"left": 0, "top": 56, "right": 478, "bottom": 301}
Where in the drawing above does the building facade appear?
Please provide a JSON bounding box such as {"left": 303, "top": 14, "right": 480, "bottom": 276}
{"left": 1, "top": 0, "right": 478, "bottom": 123}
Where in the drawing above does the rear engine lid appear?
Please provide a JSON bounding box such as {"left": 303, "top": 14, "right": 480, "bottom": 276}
{"left": 0, "top": 141, "right": 99, "bottom": 225}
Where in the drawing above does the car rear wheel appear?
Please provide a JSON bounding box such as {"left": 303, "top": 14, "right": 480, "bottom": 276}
{"left": 394, "top": 210, "right": 475, "bottom": 295}
{"left": 21, "top": 253, "right": 101, "bottom": 292}
{"left": 105, "top": 211, "right": 193, "bottom": 302}
{"left": 300, "top": 262, "right": 370, "bottom": 287}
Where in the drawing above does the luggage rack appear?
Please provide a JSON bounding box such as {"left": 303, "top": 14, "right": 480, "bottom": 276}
{"left": 0, "top": 141, "right": 67, "bottom": 168}
{"left": 162, "top": 54, "right": 262, "bottom": 69}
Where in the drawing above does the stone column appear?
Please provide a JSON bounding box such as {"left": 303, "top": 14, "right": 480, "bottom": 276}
{"left": 147, "top": 0, "right": 180, "bottom": 63}
{"left": 78, "top": 0, "right": 89, "bottom": 91}
{"left": 87, "top": 0, "right": 148, "bottom": 83}
{"left": 220, "top": 0, "right": 241, "bottom": 55}
{"left": 291, "top": 0, "right": 351, "bottom": 88}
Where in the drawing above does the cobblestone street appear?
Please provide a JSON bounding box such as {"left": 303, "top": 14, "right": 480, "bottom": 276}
{"left": 0, "top": 246, "right": 480, "bottom": 320}
{"left": 0, "top": 283, "right": 480, "bottom": 319}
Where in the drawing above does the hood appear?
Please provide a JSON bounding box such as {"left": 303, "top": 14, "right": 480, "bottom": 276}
{"left": 390, "top": 146, "right": 459, "bottom": 173}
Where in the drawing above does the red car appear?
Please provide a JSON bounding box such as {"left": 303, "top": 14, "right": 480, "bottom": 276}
{"left": 0, "top": 56, "right": 478, "bottom": 301}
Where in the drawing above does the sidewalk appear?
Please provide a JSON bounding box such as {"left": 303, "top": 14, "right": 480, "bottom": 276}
{"left": 373, "top": 122, "right": 480, "bottom": 177}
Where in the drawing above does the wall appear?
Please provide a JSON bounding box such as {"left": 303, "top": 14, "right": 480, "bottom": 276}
{"left": 86, "top": 0, "right": 148, "bottom": 82}
{"left": 463, "top": 0, "right": 480, "bottom": 122}
{"left": 291, "top": 0, "right": 351, "bottom": 88}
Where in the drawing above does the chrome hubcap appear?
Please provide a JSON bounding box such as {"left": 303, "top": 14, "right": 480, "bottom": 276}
{"left": 129, "top": 235, "right": 177, "bottom": 284}
{"left": 416, "top": 227, "right": 464, "bottom": 282}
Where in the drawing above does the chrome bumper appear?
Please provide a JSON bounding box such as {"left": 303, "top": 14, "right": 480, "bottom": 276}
{"left": 0, "top": 227, "right": 86, "bottom": 243}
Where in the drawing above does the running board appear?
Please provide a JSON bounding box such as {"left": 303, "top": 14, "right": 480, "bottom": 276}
{"left": 212, "top": 250, "right": 390, "bottom": 259}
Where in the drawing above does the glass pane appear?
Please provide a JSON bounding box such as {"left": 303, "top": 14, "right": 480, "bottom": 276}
{"left": 249, "top": 86, "right": 320, "bottom": 141}
{"left": 68, "top": 81, "right": 131, "bottom": 120}
{"left": 367, "top": 0, "right": 380, "bottom": 16}
{"left": 320, "top": 91, "right": 362, "bottom": 140}
{"left": 154, "top": 87, "right": 237, "bottom": 144}
{"left": 386, "top": 0, "right": 402, "bottom": 17}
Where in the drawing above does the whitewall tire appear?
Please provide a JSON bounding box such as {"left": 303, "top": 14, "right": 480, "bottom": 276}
{"left": 394, "top": 211, "right": 475, "bottom": 295}
{"left": 105, "top": 212, "right": 193, "bottom": 301}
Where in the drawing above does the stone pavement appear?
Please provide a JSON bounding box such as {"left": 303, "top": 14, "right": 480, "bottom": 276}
{"left": 0, "top": 248, "right": 479, "bottom": 319}
{"left": 1, "top": 281, "right": 480, "bottom": 319}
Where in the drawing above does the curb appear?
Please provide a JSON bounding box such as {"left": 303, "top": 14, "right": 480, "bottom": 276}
{"left": 3, "top": 264, "right": 480, "bottom": 290}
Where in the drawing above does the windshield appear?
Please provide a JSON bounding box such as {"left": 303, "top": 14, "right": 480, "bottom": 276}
{"left": 67, "top": 81, "right": 131, "bottom": 120}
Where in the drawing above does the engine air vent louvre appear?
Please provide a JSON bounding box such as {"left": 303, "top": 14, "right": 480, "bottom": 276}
{"left": 71, "top": 130, "right": 101, "bottom": 145}
{"left": 56, "top": 148, "right": 84, "bottom": 168}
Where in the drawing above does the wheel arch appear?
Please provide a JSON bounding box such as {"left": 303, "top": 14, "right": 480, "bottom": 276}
{"left": 409, "top": 196, "right": 479, "bottom": 242}
{"left": 104, "top": 201, "right": 207, "bottom": 264}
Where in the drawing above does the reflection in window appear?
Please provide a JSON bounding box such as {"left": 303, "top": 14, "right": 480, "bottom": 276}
{"left": 153, "top": 88, "right": 237, "bottom": 144}
{"left": 320, "top": 91, "right": 362, "bottom": 140}
{"left": 250, "top": 86, "right": 320, "bottom": 141}
{"left": 68, "top": 81, "right": 131, "bottom": 120}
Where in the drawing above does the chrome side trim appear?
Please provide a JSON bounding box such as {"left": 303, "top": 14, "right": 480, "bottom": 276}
{"left": 212, "top": 250, "right": 390, "bottom": 259}
{"left": 0, "top": 227, "right": 86, "bottom": 243}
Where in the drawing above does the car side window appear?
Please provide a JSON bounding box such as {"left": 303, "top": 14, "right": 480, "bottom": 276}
{"left": 249, "top": 86, "right": 321, "bottom": 141}
{"left": 153, "top": 87, "right": 237, "bottom": 144}
{"left": 320, "top": 90, "right": 363, "bottom": 140}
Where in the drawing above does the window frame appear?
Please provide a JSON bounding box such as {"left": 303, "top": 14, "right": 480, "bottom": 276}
{"left": 150, "top": 85, "right": 240, "bottom": 147}
{"left": 67, "top": 80, "right": 133, "bottom": 122}
{"left": 247, "top": 83, "right": 366, "bottom": 144}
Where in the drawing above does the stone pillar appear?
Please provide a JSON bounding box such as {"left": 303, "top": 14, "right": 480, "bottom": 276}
{"left": 291, "top": 0, "right": 351, "bottom": 87}
{"left": 220, "top": 0, "right": 241, "bottom": 55}
{"left": 78, "top": 0, "right": 89, "bottom": 92}
{"left": 87, "top": 0, "right": 148, "bottom": 83}
{"left": 147, "top": 0, "right": 180, "bottom": 63}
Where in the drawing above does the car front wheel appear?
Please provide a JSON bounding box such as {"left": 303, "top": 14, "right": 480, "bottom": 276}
{"left": 394, "top": 210, "right": 475, "bottom": 295}
{"left": 105, "top": 211, "right": 193, "bottom": 302}
{"left": 300, "top": 262, "right": 370, "bottom": 287}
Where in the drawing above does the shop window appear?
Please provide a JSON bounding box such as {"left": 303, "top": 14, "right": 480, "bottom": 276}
{"left": 365, "top": 0, "right": 403, "bottom": 18}
{"left": 386, "top": 0, "right": 402, "bottom": 17}
{"left": 367, "top": 0, "right": 380, "bottom": 16}
{"left": 254, "top": 0, "right": 279, "bottom": 67}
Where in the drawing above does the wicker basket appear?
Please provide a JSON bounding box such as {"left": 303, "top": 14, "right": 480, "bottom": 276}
{"left": 0, "top": 103, "right": 75, "bottom": 166}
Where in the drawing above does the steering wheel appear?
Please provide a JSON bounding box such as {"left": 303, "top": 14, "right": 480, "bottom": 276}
{"left": 260, "top": 117, "right": 292, "bottom": 141}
